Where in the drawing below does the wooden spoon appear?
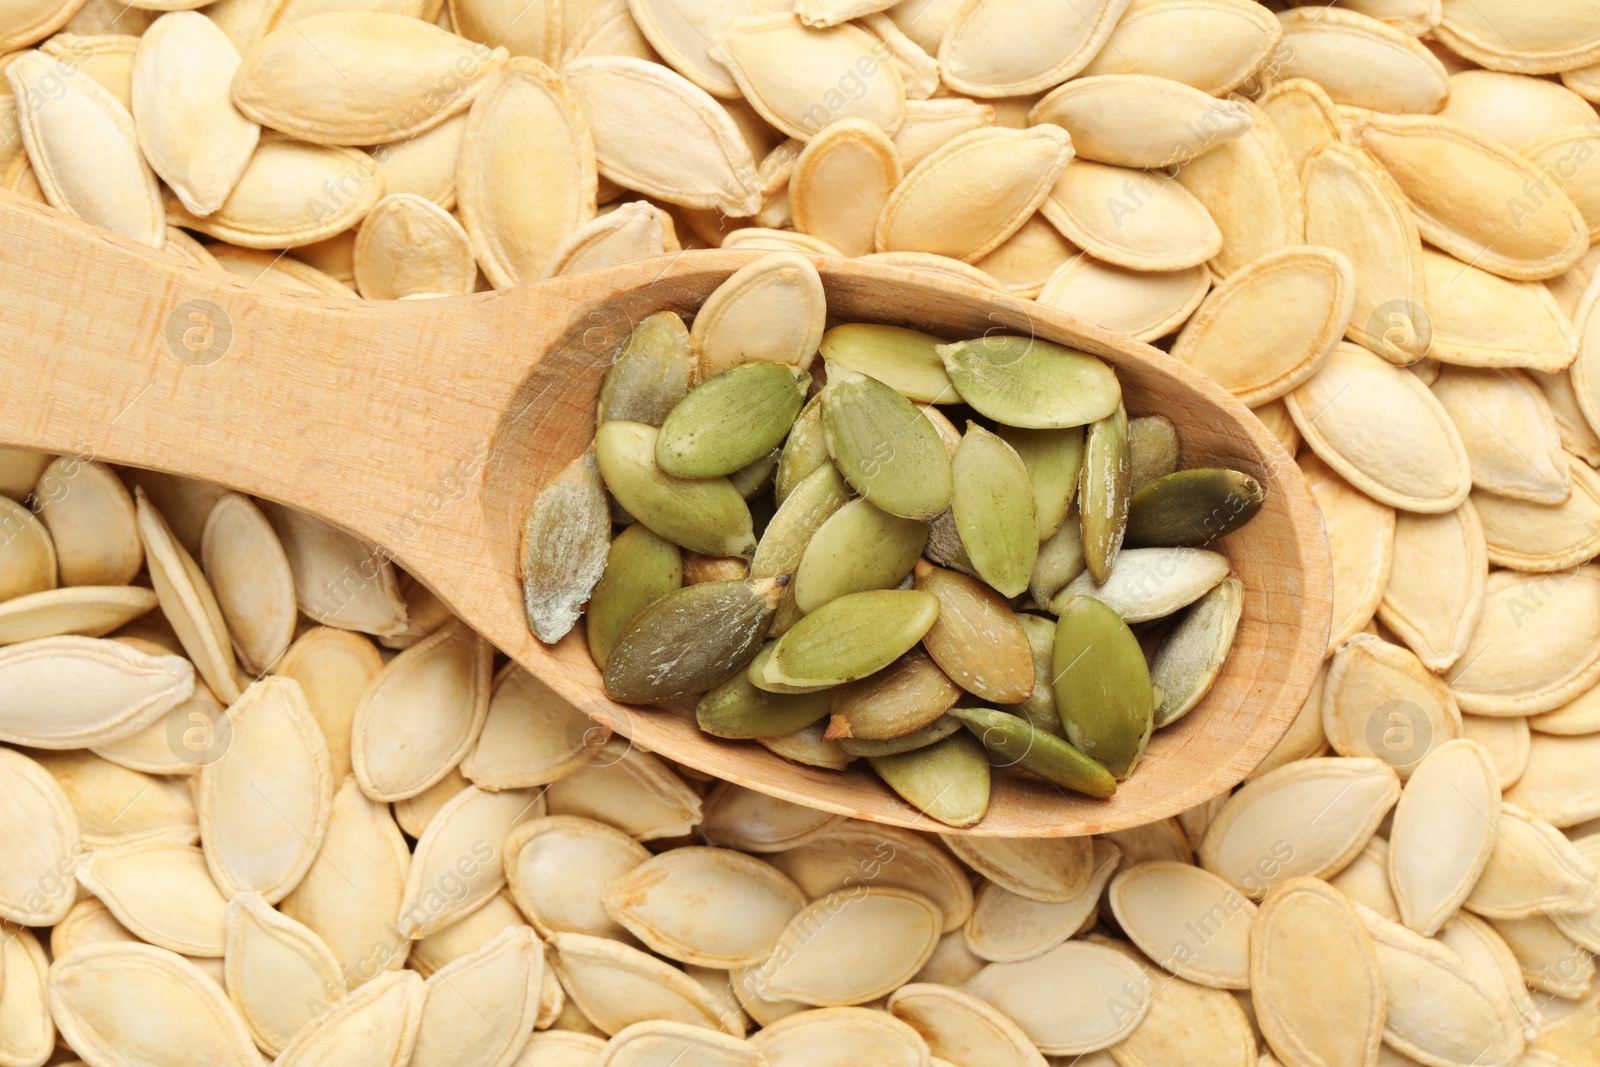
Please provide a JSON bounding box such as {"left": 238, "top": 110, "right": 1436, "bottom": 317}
{"left": 0, "top": 195, "right": 1331, "bottom": 835}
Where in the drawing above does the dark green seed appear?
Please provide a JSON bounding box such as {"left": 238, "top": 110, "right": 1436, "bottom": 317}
{"left": 1124, "top": 468, "right": 1266, "bottom": 548}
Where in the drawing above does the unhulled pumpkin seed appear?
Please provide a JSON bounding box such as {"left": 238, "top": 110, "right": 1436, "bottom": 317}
{"left": 1150, "top": 577, "right": 1243, "bottom": 728}
{"left": 597, "top": 311, "right": 693, "bottom": 428}
{"left": 521, "top": 451, "right": 611, "bottom": 644}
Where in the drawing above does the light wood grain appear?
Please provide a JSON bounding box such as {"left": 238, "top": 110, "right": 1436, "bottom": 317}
{"left": 0, "top": 193, "right": 1332, "bottom": 836}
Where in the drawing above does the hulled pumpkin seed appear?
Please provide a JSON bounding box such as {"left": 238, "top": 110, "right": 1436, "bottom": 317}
{"left": 825, "top": 646, "right": 961, "bottom": 740}
{"left": 774, "top": 396, "right": 829, "bottom": 505}
{"left": 521, "top": 451, "right": 611, "bottom": 644}
{"left": 1052, "top": 594, "right": 1153, "bottom": 779}
{"left": 996, "top": 425, "right": 1083, "bottom": 541}
{"left": 585, "top": 524, "right": 683, "bottom": 671}
{"left": 1080, "top": 405, "right": 1130, "bottom": 584}
{"left": 821, "top": 367, "right": 952, "bottom": 521}
{"left": 752, "top": 588, "right": 939, "bottom": 692}
{"left": 936, "top": 335, "right": 1120, "bottom": 429}
{"left": 1126, "top": 415, "right": 1179, "bottom": 494}
{"left": 595, "top": 421, "right": 757, "bottom": 558}
{"left": 838, "top": 715, "right": 963, "bottom": 757}
{"left": 597, "top": 311, "right": 693, "bottom": 427}
{"left": 914, "top": 561, "right": 1033, "bottom": 704}
{"left": 793, "top": 499, "right": 928, "bottom": 614}
{"left": 1151, "top": 577, "right": 1243, "bottom": 728}
{"left": 868, "top": 730, "right": 990, "bottom": 828}
{"left": 818, "top": 324, "right": 957, "bottom": 404}
{"left": 656, "top": 361, "right": 809, "bottom": 479}
{"left": 1125, "top": 468, "right": 1266, "bottom": 548}
{"left": 949, "top": 706, "right": 1116, "bottom": 798}
{"left": 604, "top": 576, "right": 786, "bottom": 704}
{"left": 697, "top": 671, "right": 831, "bottom": 739}
{"left": 1008, "top": 612, "right": 1063, "bottom": 736}
{"left": 751, "top": 462, "right": 852, "bottom": 634}
{"left": 1029, "top": 510, "right": 1086, "bottom": 607}
{"left": 950, "top": 423, "right": 1036, "bottom": 597}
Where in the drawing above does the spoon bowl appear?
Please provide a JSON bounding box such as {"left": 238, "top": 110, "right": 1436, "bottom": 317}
{"left": 0, "top": 194, "right": 1331, "bottom": 835}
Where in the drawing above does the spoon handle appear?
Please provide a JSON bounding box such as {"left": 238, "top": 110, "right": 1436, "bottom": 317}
{"left": 0, "top": 195, "right": 554, "bottom": 549}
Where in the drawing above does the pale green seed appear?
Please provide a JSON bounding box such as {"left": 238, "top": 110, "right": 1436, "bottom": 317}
{"left": 936, "top": 334, "right": 1120, "bottom": 429}
{"left": 758, "top": 723, "right": 853, "bottom": 770}
{"left": 585, "top": 524, "right": 683, "bottom": 670}
{"left": 696, "top": 671, "right": 830, "bottom": 739}
{"left": 794, "top": 499, "right": 928, "bottom": 614}
{"left": 1057, "top": 547, "right": 1229, "bottom": 622}
{"left": 821, "top": 367, "right": 952, "bottom": 521}
{"left": 1029, "top": 511, "right": 1084, "bottom": 608}
{"left": 731, "top": 448, "right": 781, "bottom": 500}
{"left": 869, "top": 731, "right": 991, "bottom": 828}
{"left": 826, "top": 646, "right": 962, "bottom": 741}
{"left": 1127, "top": 415, "right": 1178, "bottom": 493}
{"left": 752, "top": 463, "right": 852, "bottom": 635}
{"left": 1052, "top": 594, "right": 1153, "bottom": 780}
{"left": 839, "top": 715, "right": 962, "bottom": 757}
{"left": 819, "top": 323, "right": 959, "bottom": 404}
{"left": 775, "top": 395, "right": 828, "bottom": 504}
{"left": 948, "top": 706, "right": 1116, "bottom": 798}
{"left": 951, "top": 423, "right": 1037, "bottom": 598}
{"left": 752, "top": 589, "right": 940, "bottom": 691}
{"left": 655, "top": 361, "right": 809, "bottom": 478}
{"left": 745, "top": 641, "right": 832, "bottom": 694}
{"left": 603, "top": 576, "right": 786, "bottom": 704}
{"left": 521, "top": 451, "right": 610, "bottom": 644}
{"left": 1080, "top": 405, "right": 1130, "bottom": 584}
{"left": 594, "top": 421, "right": 756, "bottom": 558}
{"left": 1151, "top": 577, "right": 1242, "bottom": 728}
{"left": 597, "top": 310, "right": 692, "bottom": 426}
{"left": 997, "top": 425, "right": 1083, "bottom": 541}
{"left": 1125, "top": 468, "right": 1266, "bottom": 548}
{"left": 1007, "top": 613, "right": 1063, "bottom": 737}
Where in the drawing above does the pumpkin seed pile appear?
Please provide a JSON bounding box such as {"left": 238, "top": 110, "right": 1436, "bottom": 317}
{"left": 522, "top": 256, "right": 1266, "bottom": 823}
{"left": 9, "top": 0, "right": 1600, "bottom": 1061}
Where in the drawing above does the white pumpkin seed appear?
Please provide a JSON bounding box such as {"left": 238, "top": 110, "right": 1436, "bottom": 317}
{"left": 752, "top": 887, "right": 941, "bottom": 1006}
{"left": 1445, "top": 568, "right": 1600, "bottom": 716}
{"left": 506, "top": 815, "right": 648, "bottom": 941}
{"left": 224, "top": 892, "right": 346, "bottom": 1055}
{"left": 1078, "top": 0, "right": 1282, "bottom": 95}
{"left": 1042, "top": 160, "right": 1222, "bottom": 272}
{"left": 549, "top": 931, "right": 739, "bottom": 1036}
{"left": 1466, "top": 804, "right": 1598, "bottom": 920}
{"left": 77, "top": 839, "right": 228, "bottom": 956}
{"left": 963, "top": 940, "right": 1151, "bottom": 1056}
{"left": 963, "top": 838, "right": 1117, "bottom": 963}
{"left": 546, "top": 741, "right": 703, "bottom": 841}
{"left": 0, "top": 635, "right": 194, "bottom": 749}
{"left": 1109, "top": 859, "right": 1256, "bottom": 990}
{"left": 274, "top": 968, "right": 426, "bottom": 1067}
{"left": 412, "top": 926, "right": 544, "bottom": 1067}
{"left": 399, "top": 785, "right": 542, "bottom": 938}
{"left": 257, "top": 501, "right": 408, "bottom": 638}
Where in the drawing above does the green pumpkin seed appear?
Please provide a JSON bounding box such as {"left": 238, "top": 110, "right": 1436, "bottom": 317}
{"left": 915, "top": 561, "right": 1034, "bottom": 704}
{"left": 774, "top": 395, "right": 828, "bottom": 504}
{"left": 1029, "top": 511, "right": 1085, "bottom": 608}
{"left": 826, "top": 646, "right": 962, "bottom": 740}
{"left": 998, "top": 425, "right": 1084, "bottom": 541}
{"left": 758, "top": 723, "right": 853, "bottom": 770}
{"left": 696, "top": 670, "right": 831, "bottom": 739}
{"left": 597, "top": 310, "right": 693, "bottom": 427}
{"left": 935, "top": 334, "right": 1121, "bottom": 429}
{"left": 794, "top": 499, "right": 928, "bottom": 614}
{"left": 819, "top": 323, "right": 959, "bottom": 404}
{"left": 947, "top": 706, "right": 1116, "bottom": 799}
{"left": 1127, "top": 415, "right": 1179, "bottom": 493}
{"left": 521, "top": 451, "right": 611, "bottom": 644}
{"left": 1080, "top": 406, "right": 1130, "bottom": 584}
{"left": 869, "top": 730, "right": 991, "bottom": 828}
{"left": 924, "top": 510, "right": 978, "bottom": 577}
{"left": 1151, "top": 577, "right": 1243, "bottom": 728}
{"left": 1008, "top": 613, "right": 1063, "bottom": 737}
{"left": 952, "top": 423, "right": 1037, "bottom": 598}
{"left": 603, "top": 576, "right": 787, "bottom": 703}
{"left": 1124, "top": 468, "right": 1266, "bottom": 548}
{"left": 731, "top": 448, "right": 782, "bottom": 500}
{"left": 821, "top": 368, "right": 952, "bottom": 521}
{"left": 839, "top": 715, "right": 963, "bottom": 757}
{"left": 752, "top": 589, "right": 940, "bottom": 691}
{"left": 656, "top": 361, "right": 809, "bottom": 479}
{"left": 751, "top": 463, "right": 852, "bottom": 635}
{"left": 1052, "top": 594, "right": 1153, "bottom": 779}
{"left": 595, "top": 421, "right": 756, "bottom": 558}
{"left": 745, "top": 641, "right": 831, "bottom": 694}
{"left": 585, "top": 524, "right": 683, "bottom": 670}
{"left": 1057, "top": 547, "right": 1230, "bottom": 623}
